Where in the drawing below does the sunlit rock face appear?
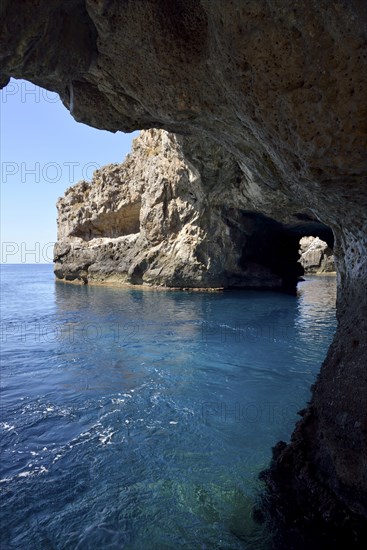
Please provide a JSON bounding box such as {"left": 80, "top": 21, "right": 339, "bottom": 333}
{"left": 54, "top": 129, "right": 315, "bottom": 290}
{"left": 1, "top": 0, "right": 366, "bottom": 543}
{"left": 299, "top": 236, "right": 335, "bottom": 273}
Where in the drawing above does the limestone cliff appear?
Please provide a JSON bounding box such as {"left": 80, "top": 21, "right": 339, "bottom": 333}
{"left": 55, "top": 129, "right": 330, "bottom": 290}
{"left": 299, "top": 236, "right": 335, "bottom": 274}
{"left": 2, "top": 1, "right": 367, "bottom": 545}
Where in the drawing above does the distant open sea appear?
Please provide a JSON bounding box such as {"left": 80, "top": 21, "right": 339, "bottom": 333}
{"left": 0, "top": 264, "right": 337, "bottom": 549}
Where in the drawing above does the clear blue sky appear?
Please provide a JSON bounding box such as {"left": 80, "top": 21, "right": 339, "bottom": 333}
{"left": 0, "top": 78, "right": 137, "bottom": 263}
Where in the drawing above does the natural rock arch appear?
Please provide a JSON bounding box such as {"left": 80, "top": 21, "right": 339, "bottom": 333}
{"left": 1, "top": 0, "right": 366, "bottom": 543}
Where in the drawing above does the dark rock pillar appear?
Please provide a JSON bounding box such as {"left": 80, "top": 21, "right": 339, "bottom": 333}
{"left": 263, "top": 224, "right": 367, "bottom": 545}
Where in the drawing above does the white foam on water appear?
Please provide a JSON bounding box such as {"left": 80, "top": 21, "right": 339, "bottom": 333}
{"left": 98, "top": 427, "right": 115, "bottom": 445}
{"left": 0, "top": 422, "right": 15, "bottom": 432}
{"left": 18, "top": 471, "right": 32, "bottom": 478}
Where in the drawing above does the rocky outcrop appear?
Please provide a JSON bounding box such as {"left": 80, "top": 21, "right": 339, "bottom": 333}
{"left": 55, "top": 128, "right": 245, "bottom": 288}
{"left": 1, "top": 1, "right": 367, "bottom": 544}
{"left": 55, "top": 128, "right": 328, "bottom": 290}
{"left": 299, "top": 236, "right": 335, "bottom": 273}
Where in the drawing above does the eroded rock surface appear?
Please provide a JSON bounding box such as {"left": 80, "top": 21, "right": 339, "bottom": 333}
{"left": 55, "top": 128, "right": 322, "bottom": 289}
{"left": 299, "top": 236, "right": 335, "bottom": 273}
{"left": 1, "top": 0, "right": 367, "bottom": 544}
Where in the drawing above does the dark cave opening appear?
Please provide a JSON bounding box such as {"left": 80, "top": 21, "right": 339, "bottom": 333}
{"left": 222, "top": 209, "right": 334, "bottom": 292}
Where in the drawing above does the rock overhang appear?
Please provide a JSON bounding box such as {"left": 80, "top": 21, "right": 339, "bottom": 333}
{"left": 1, "top": 0, "right": 367, "bottom": 544}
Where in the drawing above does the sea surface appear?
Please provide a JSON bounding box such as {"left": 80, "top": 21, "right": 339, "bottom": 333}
{"left": 0, "top": 264, "right": 337, "bottom": 549}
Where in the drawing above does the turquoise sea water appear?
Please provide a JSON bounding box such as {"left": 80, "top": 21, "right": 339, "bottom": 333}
{"left": 0, "top": 264, "right": 337, "bottom": 549}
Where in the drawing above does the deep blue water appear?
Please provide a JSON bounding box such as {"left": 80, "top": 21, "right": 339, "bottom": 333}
{"left": 0, "top": 264, "right": 337, "bottom": 549}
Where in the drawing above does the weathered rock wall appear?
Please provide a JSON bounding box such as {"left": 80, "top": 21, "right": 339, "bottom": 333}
{"left": 1, "top": 0, "right": 366, "bottom": 543}
{"left": 55, "top": 128, "right": 312, "bottom": 289}
{"left": 299, "top": 236, "right": 335, "bottom": 273}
